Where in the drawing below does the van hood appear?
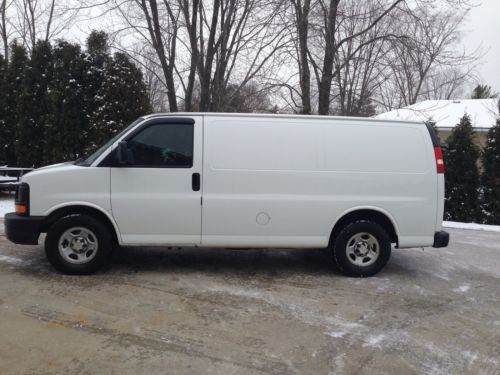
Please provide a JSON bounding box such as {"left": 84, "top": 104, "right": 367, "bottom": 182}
{"left": 22, "top": 162, "right": 86, "bottom": 183}
{"left": 35, "top": 162, "right": 72, "bottom": 171}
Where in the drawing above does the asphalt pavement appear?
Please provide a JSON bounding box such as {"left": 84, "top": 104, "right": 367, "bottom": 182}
{"left": 0, "top": 215, "right": 499, "bottom": 374}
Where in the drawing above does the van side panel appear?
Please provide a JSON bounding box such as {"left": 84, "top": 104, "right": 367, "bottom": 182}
{"left": 27, "top": 165, "right": 111, "bottom": 217}
{"left": 202, "top": 116, "right": 436, "bottom": 248}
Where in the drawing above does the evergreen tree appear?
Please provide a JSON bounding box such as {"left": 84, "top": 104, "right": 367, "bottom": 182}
{"left": 16, "top": 40, "right": 53, "bottom": 167}
{"left": 89, "top": 51, "right": 151, "bottom": 148}
{"left": 471, "top": 84, "right": 498, "bottom": 99}
{"left": 1, "top": 31, "right": 151, "bottom": 166}
{"left": 83, "top": 31, "right": 111, "bottom": 151}
{"left": 443, "top": 114, "right": 481, "bottom": 222}
{"left": 356, "top": 97, "right": 377, "bottom": 118}
{"left": 0, "top": 43, "right": 28, "bottom": 166}
{"left": 0, "top": 54, "right": 7, "bottom": 165}
{"left": 481, "top": 120, "right": 500, "bottom": 224}
{"left": 44, "top": 41, "right": 86, "bottom": 164}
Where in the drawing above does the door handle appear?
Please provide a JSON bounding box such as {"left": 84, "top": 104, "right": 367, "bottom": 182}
{"left": 192, "top": 173, "right": 200, "bottom": 191}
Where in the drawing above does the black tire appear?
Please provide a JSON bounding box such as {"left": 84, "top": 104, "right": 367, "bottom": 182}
{"left": 45, "top": 214, "right": 113, "bottom": 275}
{"left": 332, "top": 220, "right": 391, "bottom": 277}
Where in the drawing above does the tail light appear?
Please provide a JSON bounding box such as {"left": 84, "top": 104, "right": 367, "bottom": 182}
{"left": 434, "top": 147, "right": 444, "bottom": 174}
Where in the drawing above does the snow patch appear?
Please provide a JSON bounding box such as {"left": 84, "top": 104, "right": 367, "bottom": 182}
{"left": 461, "top": 350, "right": 479, "bottom": 364}
{"left": 0, "top": 255, "right": 25, "bottom": 265}
{"left": 203, "top": 284, "right": 363, "bottom": 338}
{"left": 363, "top": 334, "right": 386, "bottom": 348}
{"left": 0, "top": 196, "right": 14, "bottom": 216}
{"left": 330, "top": 353, "right": 346, "bottom": 374}
{"left": 327, "top": 330, "right": 346, "bottom": 338}
{"left": 443, "top": 221, "right": 500, "bottom": 232}
{"left": 452, "top": 285, "right": 470, "bottom": 293}
{"left": 414, "top": 284, "right": 432, "bottom": 296}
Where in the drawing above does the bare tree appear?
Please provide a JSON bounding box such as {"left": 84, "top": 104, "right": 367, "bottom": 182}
{"left": 2, "top": 0, "right": 80, "bottom": 52}
{"left": 419, "top": 66, "right": 472, "bottom": 101}
{"left": 381, "top": 3, "right": 478, "bottom": 109}
{"left": 31, "top": 0, "right": 478, "bottom": 115}
{"left": 332, "top": 0, "right": 394, "bottom": 116}
{"left": 286, "top": 0, "right": 404, "bottom": 114}
{"left": 139, "top": 46, "right": 170, "bottom": 111}
{"left": 313, "top": 0, "right": 404, "bottom": 115}
{"left": 178, "top": 0, "right": 288, "bottom": 111}
{"left": 137, "top": 0, "right": 179, "bottom": 111}
{"left": 105, "top": 0, "right": 180, "bottom": 111}
{"left": 0, "top": 0, "right": 9, "bottom": 60}
{"left": 109, "top": 0, "right": 288, "bottom": 112}
{"left": 290, "top": 0, "right": 312, "bottom": 114}
{"left": 284, "top": 0, "right": 478, "bottom": 114}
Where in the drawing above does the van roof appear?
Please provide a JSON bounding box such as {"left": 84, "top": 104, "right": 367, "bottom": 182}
{"left": 143, "top": 112, "right": 423, "bottom": 126}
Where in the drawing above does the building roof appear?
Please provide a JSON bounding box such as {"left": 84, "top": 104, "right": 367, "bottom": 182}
{"left": 375, "top": 99, "right": 499, "bottom": 130}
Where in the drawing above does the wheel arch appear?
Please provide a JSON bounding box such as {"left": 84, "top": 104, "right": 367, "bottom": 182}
{"left": 41, "top": 203, "right": 121, "bottom": 245}
{"left": 329, "top": 207, "right": 399, "bottom": 246}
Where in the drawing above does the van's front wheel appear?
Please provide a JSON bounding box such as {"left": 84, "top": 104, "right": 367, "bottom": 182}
{"left": 332, "top": 220, "right": 391, "bottom": 277}
{"left": 45, "top": 214, "right": 113, "bottom": 275}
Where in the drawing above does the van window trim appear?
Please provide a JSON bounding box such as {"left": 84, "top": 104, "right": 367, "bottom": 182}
{"left": 424, "top": 122, "right": 440, "bottom": 147}
{"left": 97, "top": 117, "right": 196, "bottom": 168}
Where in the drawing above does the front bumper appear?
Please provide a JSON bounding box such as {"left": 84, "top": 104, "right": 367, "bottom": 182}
{"left": 433, "top": 230, "right": 450, "bottom": 248}
{"left": 4, "top": 212, "right": 44, "bottom": 245}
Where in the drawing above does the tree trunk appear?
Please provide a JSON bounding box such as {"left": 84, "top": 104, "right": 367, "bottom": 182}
{"left": 198, "top": 0, "right": 220, "bottom": 111}
{"left": 317, "top": 0, "right": 339, "bottom": 115}
{"left": 295, "top": 0, "right": 312, "bottom": 114}
{"left": 144, "top": 0, "right": 178, "bottom": 112}
{"left": 1, "top": 0, "right": 8, "bottom": 63}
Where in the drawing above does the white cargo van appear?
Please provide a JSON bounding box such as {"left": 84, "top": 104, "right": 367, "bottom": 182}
{"left": 5, "top": 113, "right": 449, "bottom": 276}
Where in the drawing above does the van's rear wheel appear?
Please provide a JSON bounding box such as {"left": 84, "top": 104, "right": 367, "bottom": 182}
{"left": 332, "top": 220, "right": 391, "bottom": 277}
{"left": 45, "top": 214, "right": 113, "bottom": 275}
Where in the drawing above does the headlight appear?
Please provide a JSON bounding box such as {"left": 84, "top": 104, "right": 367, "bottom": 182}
{"left": 15, "top": 183, "right": 29, "bottom": 216}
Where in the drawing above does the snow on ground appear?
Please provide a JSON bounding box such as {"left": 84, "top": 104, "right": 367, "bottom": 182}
{"left": 452, "top": 284, "right": 471, "bottom": 293}
{"left": 0, "top": 194, "right": 14, "bottom": 217}
{"left": 0, "top": 254, "right": 29, "bottom": 266}
{"left": 443, "top": 221, "right": 500, "bottom": 232}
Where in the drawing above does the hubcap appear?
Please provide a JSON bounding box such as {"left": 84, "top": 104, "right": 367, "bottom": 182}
{"left": 58, "top": 227, "right": 98, "bottom": 264}
{"left": 70, "top": 236, "right": 88, "bottom": 252}
{"left": 346, "top": 232, "right": 379, "bottom": 267}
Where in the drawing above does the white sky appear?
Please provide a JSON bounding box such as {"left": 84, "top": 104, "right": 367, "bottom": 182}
{"left": 463, "top": 1, "right": 500, "bottom": 92}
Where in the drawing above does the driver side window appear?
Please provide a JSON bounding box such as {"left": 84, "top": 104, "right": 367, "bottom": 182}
{"left": 126, "top": 123, "right": 194, "bottom": 168}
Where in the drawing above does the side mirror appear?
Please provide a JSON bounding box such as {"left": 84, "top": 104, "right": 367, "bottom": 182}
{"left": 117, "top": 141, "right": 129, "bottom": 165}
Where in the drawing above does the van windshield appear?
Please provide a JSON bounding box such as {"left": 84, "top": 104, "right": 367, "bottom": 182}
{"left": 75, "top": 118, "right": 144, "bottom": 166}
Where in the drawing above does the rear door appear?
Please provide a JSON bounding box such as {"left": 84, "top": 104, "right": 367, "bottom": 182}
{"left": 110, "top": 116, "right": 203, "bottom": 245}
